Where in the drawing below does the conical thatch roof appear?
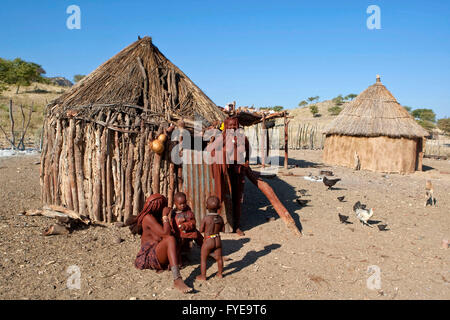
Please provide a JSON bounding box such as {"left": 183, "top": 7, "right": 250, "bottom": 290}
{"left": 47, "top": 36, "right": 225, "bottom": 126}
{"left": 324, "top": 76, "right": 429, "bottom": 138}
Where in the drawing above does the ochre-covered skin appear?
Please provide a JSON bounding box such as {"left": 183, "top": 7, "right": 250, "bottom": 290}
{"left": 323, "top": 135, "right": 423, "bottom": 174}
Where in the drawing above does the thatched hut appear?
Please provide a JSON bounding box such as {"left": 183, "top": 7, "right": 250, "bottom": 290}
{"left": 323, "top": 75, "right": 429, "bottom": 173}
{"left": 40, "top": 36, "right": 226, "bottom": 224}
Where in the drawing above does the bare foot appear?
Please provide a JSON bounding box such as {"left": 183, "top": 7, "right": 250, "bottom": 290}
{"left": 235, "top": 228, "right": 245, "bottom": 236}
{"left": 216, "top": 273, "right": 223, "bottom": 279}
{"left": 156, "top": 269, "right": 164, "bottom": 274}
{"left": 196, "top": 275, "right": 207, "bottom": 281}
{"left": 174, "top": 278, "right": 192, "bottom": 293}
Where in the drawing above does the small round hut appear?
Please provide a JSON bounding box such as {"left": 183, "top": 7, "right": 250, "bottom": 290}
{"left": 40, "top": 36, "right": 225, "bottom": 223}
{"left": 323, "top": 75, "right": 429, "bottom": 174}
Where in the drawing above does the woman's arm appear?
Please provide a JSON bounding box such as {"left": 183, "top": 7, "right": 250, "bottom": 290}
{"left": 143, "top": 208, "right": 172, "bottom": 238}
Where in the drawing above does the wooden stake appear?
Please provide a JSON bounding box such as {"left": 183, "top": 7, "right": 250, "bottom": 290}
{"left": 284, "top": 112, "right": 289, "bottom": 170}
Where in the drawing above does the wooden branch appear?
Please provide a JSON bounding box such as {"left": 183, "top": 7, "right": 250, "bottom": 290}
{"left": 67, "top": 119, "right": 79, "bottom": 212}
{"left": 44, "top": 205, "right": 90, "bottom": 225}
{"left": 9, "top": 100, "right": 15, "bottom": 148}
{"left": 18, "top": 103, "right": 33, "bottom": 150}
{"left": 137, "top": 57, "right": 149, "bottom": 111}
{"left": 74, "top": 122, "right": 87, "bottom": 216}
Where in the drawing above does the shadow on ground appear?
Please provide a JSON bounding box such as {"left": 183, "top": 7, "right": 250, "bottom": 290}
{"left": 185, "top": 239, "right": 281, "bottom": 283}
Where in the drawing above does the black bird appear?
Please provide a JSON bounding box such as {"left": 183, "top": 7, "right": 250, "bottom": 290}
{"left": 338, "top": 213, "right": 351, "bottom": 224}
{"left": 337, "top": 196, "right": 345, "bottom": 202}
{"left": 353, "top": 201, "right": 367, "bottom": 211}
{"left": 296, "top": 198, "right": 310, "bottom": 207}
{"left": 323, "top": 176, "right": 341, "bottom": 190}
{"left": 138, "top": 35, "right": 141, "bottom": 40}
{"left": 298, "top": 189, "right": 308, "bottom": 196}
{"left": 377, "top": 224, "right": 389, "bottom": 231}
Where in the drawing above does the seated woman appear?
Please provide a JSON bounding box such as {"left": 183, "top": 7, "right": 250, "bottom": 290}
{"left": 127, "top": 193, "right": 192, "bottom": 293}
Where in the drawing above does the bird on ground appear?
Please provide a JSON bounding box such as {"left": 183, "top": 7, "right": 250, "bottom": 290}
{"left": 353, "top": 202, "right": 374, "bottom": 227}
{"left": 296, "top": 198, "right": 310, "bottom": 207}
{"left": 298, "top": 189, "right": 308, "bottom": 196}
{"left": 338, "top": 213, "right": 351, "bottom": 224}
{"left": 323, "top": 176, "right": 341, "bottom": 190}
{"left": 377, "top": 224, "right": 388, "bottom": 231}
{"left": 353, "top": 201, "right": 367, "bottom": 211}
{"left": 337, "top": 196, "right": 345, "bottom": 202}
{"left": 320, "top": 170, "right": 334, "bottom": 176}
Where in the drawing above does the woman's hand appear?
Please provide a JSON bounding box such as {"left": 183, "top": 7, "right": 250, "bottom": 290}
{"left": 162, "top": 207, "right": 170, "bottom": 217}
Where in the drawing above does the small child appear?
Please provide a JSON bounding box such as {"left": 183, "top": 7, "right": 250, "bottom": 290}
{"left": 196, "top": 196, "right": 225, "bottom": 280}
{"left": 170, "top": 192, "right": 202, "bottom": 263}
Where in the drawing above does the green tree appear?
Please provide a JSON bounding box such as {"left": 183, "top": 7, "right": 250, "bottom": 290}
{"left": 416, "top": 120, "right": 436, "bottom": 131}
{"left": 332, "top": 94, "right": 344, "bottom": 106}
{"left": 0, "top": 81, "right": 7, "bottom": 95}
{"left": 437, "top": 118, "right": 450, "bottom": 134}
{"left": 309, "top": 105, "right": 319, "bottom": 117}
{"left": 344, "top": 93, "right": 357, "bottom": 101}
{"left": 73, "top": 74, "right": 86, "bottom": 83}
{"left": 307, "top": 97, "right": 317, "bottom": 104}
{"left": 272, "top": 106, "right": 284, "bottom": 112}
{"left": 403, "top": 106, "right": 412, "bottom": 113}
{"left": 0, "top": 58, "right": 47, "bottom": 94}
{"left": 298, "top": 100, "right": 308, "bottom": 107}
{"left": 328, "top": 106, "right": 342, "bottom": 116}
{"left": 411, "top": 108, "right": 436, "bottom": 123}
{"left": 259, "top": 106, "right": 284, "bottom": 112}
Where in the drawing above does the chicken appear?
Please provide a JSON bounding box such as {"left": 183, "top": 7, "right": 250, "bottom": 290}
{"left": 296, "top": 198, "right": 310, "bottom": 207}
{"left": 425, "top": 180, "right": 436, "bottom": 207}
{"left": 337, "top": 196, "right": 345, "bottom": 202}
{"left": 320, "top": 170, "right": 334, "bottom": 176}
{"left": 377, "top": 224, "right": 388, "bottom": 231}
{"left": 323, "top": 176, "right": 341, "bottom": 190}
{"left": 353, "top": 201, "right": 367, "bottom": 211}
{"left": 338, "top": 213, "right": 350, "bottom": 224}
{"left": 353, "top": 202, "right": 374, "bottom": 227}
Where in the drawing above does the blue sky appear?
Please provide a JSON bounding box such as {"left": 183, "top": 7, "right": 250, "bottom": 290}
{"left": 1, "top": 0, "right": 449, "bottom": 118}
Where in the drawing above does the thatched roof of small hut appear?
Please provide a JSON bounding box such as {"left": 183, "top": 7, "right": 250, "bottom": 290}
{"left": 324, "top": 76, "right": 429, "bottom": 138}
{"left": 47, "top": 36, "right": 225, "bottom": 128}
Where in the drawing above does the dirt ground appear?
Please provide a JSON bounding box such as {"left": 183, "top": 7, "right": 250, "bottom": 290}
{"left": 0, "top": 149, "right": 449, "bottom": 300}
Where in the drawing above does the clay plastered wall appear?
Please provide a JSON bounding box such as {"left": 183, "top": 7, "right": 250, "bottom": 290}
{"left": 323, "top": 135, "right": 418, "bottom": 173}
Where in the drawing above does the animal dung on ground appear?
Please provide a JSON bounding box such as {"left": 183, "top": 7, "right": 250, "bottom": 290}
{"left": 337, "top": 196, "right": 345, "bottom": 202}
{"left": 377, "top": 224, "right": 388, "bottom": 231}
{"left": 323, "top": 176, "right": 341, "bottom": 190}
{"left": 320, "top": 170, "right": 334, "bottom": 176}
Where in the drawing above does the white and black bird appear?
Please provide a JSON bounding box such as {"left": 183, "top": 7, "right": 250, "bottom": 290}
{"left": 353, "top": 201, "right": 374, "bottom": 227}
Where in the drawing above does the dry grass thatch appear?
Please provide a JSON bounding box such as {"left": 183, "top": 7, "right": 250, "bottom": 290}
{"left": 47, "top": 36, "right": 225, "bottom": 127}
{"left": 324, "top": 76, "right": 429, "bottom": 138}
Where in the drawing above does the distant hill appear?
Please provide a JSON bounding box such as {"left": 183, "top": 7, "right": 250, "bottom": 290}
{"left": 0, "top": 82, "right": 67, "bottom": 148}
{"left": 47, "top": 77, "right": 73, "bottom": 87}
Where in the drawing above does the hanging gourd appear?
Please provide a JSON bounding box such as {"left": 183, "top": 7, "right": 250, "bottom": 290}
{"left": 157, "top": 133, "right": 168, "bottom": 143}
{"left": 151, "top": 139, "right": 164, "bottom": 154}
